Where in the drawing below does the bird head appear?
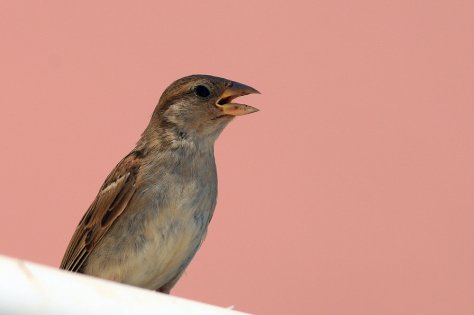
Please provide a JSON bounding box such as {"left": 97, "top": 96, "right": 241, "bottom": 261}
{"left": 149, "top": 75, "right": 259, "bottom": 142}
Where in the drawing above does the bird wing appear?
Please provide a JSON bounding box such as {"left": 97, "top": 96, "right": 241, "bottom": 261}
{"left": 60, "top": 149, "right": 143, "bottom": 272}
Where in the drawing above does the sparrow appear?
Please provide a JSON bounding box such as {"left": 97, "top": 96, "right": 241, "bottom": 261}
{"left": 60, "top": 75, "right": 259, "bottom": 293}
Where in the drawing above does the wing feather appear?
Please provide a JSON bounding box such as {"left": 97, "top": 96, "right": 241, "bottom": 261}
{"left": 60, "top": 150, "right": 143, "bottom": 272}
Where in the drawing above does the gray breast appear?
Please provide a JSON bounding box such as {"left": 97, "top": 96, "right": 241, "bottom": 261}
{"left": 84, "top": 145, "right": 218, "bottom": 289}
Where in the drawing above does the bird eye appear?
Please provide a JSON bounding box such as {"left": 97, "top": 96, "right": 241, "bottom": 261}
{"left": 194, "top": 85, "right": 211, "bottom": 98}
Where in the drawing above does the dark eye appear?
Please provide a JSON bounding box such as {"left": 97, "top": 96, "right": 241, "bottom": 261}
{"left": 194, "top": 85, "right": 211, "bottom": 98}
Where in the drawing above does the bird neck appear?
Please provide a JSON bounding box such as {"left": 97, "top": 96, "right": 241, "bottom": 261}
{"left": 138, "top": 122, "right": 216, "bottom": 156}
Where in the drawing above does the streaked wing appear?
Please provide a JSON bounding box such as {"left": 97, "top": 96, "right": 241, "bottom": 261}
{"left": 60, "top": 149, "right": 143, "bottom": 272}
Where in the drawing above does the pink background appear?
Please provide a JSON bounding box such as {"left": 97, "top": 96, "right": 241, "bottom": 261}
{"left": 0, "top": 1, "right": 473, "bottom": 314}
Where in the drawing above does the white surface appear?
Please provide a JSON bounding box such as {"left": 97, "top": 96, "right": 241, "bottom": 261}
{"left": 0, "top": 255, "right": 248, "bottom": 315}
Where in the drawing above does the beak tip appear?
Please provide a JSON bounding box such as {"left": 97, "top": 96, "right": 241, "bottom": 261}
{"left": 247, "top": 106, "right": 260, "bottom": 114}
{"left": 229, "top": 81, "right": 260, "bottom": 96}
{"left": 245, "top": 85, "right": 260, "bottom": 95}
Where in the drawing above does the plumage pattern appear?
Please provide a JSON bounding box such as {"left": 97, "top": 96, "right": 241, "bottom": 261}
{"left": 60, "top": 150, "right": 142, "bottom": 272}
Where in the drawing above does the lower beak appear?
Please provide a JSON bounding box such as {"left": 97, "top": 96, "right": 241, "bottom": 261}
{"left": 216, "top": 81, "right": 260, "bottom": 116}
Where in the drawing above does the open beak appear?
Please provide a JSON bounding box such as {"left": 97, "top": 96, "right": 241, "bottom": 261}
{"left": 216, "top": 81, "right": 260, "bottom": 116}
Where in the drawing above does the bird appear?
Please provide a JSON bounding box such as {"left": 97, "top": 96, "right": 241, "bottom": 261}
{"left": 60, "top": 74, "right": 259, "bottom": 293}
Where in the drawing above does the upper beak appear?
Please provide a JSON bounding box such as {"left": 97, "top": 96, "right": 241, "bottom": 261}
{"left": 216, "top": 81, "right": 260, "bottom": 116}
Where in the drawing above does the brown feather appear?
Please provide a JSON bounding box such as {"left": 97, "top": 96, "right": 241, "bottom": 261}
{"left": 60, "top": 150, "right": 143, "bottom": 272}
